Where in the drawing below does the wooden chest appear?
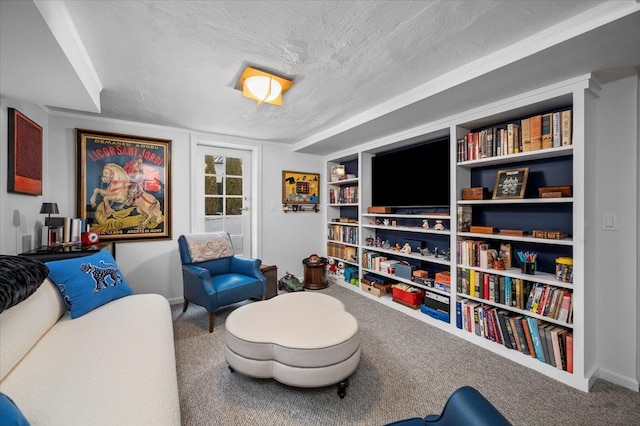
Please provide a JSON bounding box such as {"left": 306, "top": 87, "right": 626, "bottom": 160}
{"left": 462, "top": 187, "right": 489, "bottom": 200}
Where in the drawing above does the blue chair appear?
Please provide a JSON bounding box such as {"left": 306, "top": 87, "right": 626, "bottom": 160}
{"left": 385, "top": 386, "right": 511, "bottom": 426}
{"left": 178, "top": 232, "right": 267, "bottom": 332}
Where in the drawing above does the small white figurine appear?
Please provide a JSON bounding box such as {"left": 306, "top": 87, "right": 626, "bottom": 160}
{"left": 400, "top": 243, "right": 412, "bottom": 254}
{"left": 433, "top": 220, "right": 445, "bottom": 230}
{"left": 383, "top": 219, "right": 390, "bottom": 226}
{"left": 422, "top": 219, "right": 430, "bottom": 229}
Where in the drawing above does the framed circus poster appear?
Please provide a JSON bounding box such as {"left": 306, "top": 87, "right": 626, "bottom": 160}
{"left": 282, "top": 170, "right": 320, "bottom": 204}
{"left": 76, "top": 129, "right": 172, "bottom": 241}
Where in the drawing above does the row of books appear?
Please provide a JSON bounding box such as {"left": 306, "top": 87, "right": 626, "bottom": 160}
{"left": 457, "top": 239, "right": 511, "bottom": 269}
{"left": 456, "top": 108, "right": 572, "bottom": 162}
{"left": 326, "top": 243, "right": 357, "bottom": 263}
{"left": 328, "top": 186, "right": 358, "bottom": 204}
{"left": 327, "top": 224, "right": 358, "bottom": 244}
{"left": 457, "top": 269, "right": 573, "bottom": 323}
{"left": 457, "top": 300, "right": 573, "bottom": 373}
{"left": 44, "top": 217, "right": 89, "bottom": 246}
{"left": 361, "top": 252, "right": 392, "bottom": 273}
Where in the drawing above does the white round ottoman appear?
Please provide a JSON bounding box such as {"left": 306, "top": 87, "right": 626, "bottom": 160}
{"left": 224, "top": 292, "right": 361, "bottom": 398}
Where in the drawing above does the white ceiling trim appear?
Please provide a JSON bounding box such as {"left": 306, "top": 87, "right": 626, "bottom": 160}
{"left": 323, "top": 73, "right": 596, "bottom": 161}
{"left": 294, "top": 0, "right": 640, "bottom": 153}
{"left": 33, "top": 0, "right": 102, "bottom": 112}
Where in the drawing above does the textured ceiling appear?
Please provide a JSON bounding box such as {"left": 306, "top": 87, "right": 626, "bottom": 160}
{"left": 60, "top": 1, "right": 612, "bottom": 141}
{"left": 2, "top": 1, "right": 639, "bottom": 155}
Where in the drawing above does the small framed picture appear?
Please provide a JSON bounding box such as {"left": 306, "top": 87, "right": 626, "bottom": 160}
{"left": 282, "top": 170, "right": 320, "bottom": 204}
{"left": 330, "top": 165, "right": 346, "bottom": 182}
{"left": 493, "top": 167, "right": 529, "bottom": 199}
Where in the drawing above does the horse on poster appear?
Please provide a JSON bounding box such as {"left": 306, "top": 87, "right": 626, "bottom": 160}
{"left": 89, "top": 162, "right": 163, "bottom": 228}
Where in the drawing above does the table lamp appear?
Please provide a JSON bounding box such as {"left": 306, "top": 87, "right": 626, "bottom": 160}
{"left": 40, "top": 202, "right": 59, "bottom": 247}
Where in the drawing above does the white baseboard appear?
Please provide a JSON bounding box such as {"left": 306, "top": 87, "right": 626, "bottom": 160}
{"left": 598, "top": 367, "right": 640, "bottom": 392}
{"left": 168, "top": 297, "right": 183, "bottom": 306}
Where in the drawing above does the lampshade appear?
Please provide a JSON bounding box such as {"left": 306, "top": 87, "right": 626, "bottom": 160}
{"left": 39, "top": 202, "right": 59, "bottom": 214}
{"left": 235, "top": 66, "right": 293, "bottom": 107}
{"left": 245, "top": 76, "right": 282, "bottom": 103}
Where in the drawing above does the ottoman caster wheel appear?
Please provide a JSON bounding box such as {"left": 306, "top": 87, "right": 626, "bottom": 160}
{"left": 337, "top": 378, "right": 349, "bottom": 399}
{"left": 228, "top": 365, "right": 235, "bottom": 373}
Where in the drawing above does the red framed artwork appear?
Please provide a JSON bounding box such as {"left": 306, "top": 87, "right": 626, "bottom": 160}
{"left": 76, "top": 129, "right": 172, "bottom": 242}
{"left": 8, "top": 108, "right": 43, "bottom": 195}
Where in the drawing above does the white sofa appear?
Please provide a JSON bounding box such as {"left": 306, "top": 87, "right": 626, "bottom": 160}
{"left": 0, "top": 277, "right": 181, "bottom": 425}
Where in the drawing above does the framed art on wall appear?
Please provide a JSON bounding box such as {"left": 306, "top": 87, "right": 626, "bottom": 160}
{"left": 282, "top": 170, "right": 320, "bottom": 204}
{"left": 8, "top": 108, "right": 43, "bottom": 195}
{"left": 76, "top": 129, "right": 172, "bottom": 241}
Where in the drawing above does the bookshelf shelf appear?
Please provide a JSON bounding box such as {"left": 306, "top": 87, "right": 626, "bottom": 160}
{"left": 456, "top": 264, "right": 574, "bottom": 290}
{"left": 362, "top": 224, "right": 451, "bottom": 236}
{"left": 458, "top": 198, "right": 573, "bottom": 205}
{"left": 328, "top": 177, "right": 359, "bottom": 186}
{"left": 459, "top": 293, "right": 574, "bottom": 328}
{"left": 325, "top": 75, "right": 595, "bottom": 391}
{"left": 457, "top": 145, "right": 573, "bottom": 168}
{"left": 361, "top": 213, "right": 451, "bottom": 219}
{"left": 363, "top": 247, "right": 451, "bottom": 267}
{"left": 457, "top": 232, "right": 574, "bottom": 246}
{"left": 328, "top": 255, "right": 359, "bottom": 268}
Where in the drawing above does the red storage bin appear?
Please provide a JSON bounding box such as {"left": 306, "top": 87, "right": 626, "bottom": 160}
{"left": 392, "top": 285, "right": 424, "bottom": 306}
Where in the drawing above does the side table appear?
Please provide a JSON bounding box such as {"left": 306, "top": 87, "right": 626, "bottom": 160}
{"left": 302, "top": 257, "right": 328, "bottom": 290}
{"left": 260, "top": 264, "right": 278, "bottom": 299}
{"left": 19, "top": 242, "right": 115, "bottom": 263}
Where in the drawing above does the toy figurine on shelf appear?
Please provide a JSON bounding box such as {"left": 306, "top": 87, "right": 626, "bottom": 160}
{"left": 422, "top": 219, "right": 430, "bottom": 229}
{"left": 433, "top": 220, "right": 445, "bottom": 230}
{"left": 375, "top": 218, "right": 381, "bottom": 225}
{"left": 393, "top": 243, "right": 401, "bottom": 251}
{"left": 434, "top": 247, "right": 439, "bottom": 258}
{"left": 441, "top": 248, "right": 450, "bottom": 261}
{"left": 383, "top": 219, "right": 390, "bottom": 226}
{"left": 382, "top": 240, "right": 391, "bottom": 249}
{"left": 327, "top": 258, "right": 337, "bottom": 276}
{"left": 375, "top": 236, "right": 382, "bottom": 247}
{"left": 365, "top": 236, "right": 374, "bottom": 246}
{"left": 420, "top": 247, "right": 430, "bottom": 256}
{"left": 400, "top": 243, "right": 412, "bottom": 254}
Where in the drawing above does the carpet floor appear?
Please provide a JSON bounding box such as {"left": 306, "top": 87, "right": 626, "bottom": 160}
{"left": 172, "top": 284, "right": 640, "bottom": 425}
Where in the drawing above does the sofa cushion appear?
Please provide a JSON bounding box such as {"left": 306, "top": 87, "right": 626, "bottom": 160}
{"left": 46, "top": 251, "right": 133, "bottom": 319}
{"left": 0, "top": 294, "right": 181, "bottom": 425}
{"left": 0, "top": 392, "right": 30, "bottom": 426}
{"left": 0, "top": 279, "right": 66, "bottom": 381}
{"left": 0, "top": 255, "right": 49, "bottom": 313}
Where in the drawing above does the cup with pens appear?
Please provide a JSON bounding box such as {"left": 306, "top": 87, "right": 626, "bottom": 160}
{"left": 518, "top": 251, "right": 537, "bottom": 275}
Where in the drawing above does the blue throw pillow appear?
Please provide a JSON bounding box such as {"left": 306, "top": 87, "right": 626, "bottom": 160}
{"left": 0, "top": 392, "right": 30, "bottom": 425}
{"left": 46, "top": 251, "right": 132, "bottom": 319}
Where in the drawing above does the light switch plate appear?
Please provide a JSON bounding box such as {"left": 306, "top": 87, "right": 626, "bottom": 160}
{"left": 602, "top": 212, "right": 618, "bottom": 231}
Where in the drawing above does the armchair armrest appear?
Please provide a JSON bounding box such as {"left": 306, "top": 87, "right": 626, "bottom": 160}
{"left": 183, "top": 264, "right": 213, "bottom": 281}
{"left": 229, "top": 256, "right": 262, "bottom": 278}
{"left": 182, "top": 264, "right": 217, "bottom": 309}
{"left": 230, "top": 256, "right": 267, "bottom": 294}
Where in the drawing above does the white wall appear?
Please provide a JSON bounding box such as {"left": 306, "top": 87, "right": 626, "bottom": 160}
{"left": 0, "top": 101, "right": 324, "bottom": 304}
{"left": 260, "top": 145, "right": 326, "bottom": 277}
{"left": 594, "top": 74, "right": 639, "bottom": 391}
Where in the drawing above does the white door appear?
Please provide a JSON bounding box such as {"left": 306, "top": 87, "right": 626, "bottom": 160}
{"left": 195, "top": 145, "right": 252, "bottom": 257}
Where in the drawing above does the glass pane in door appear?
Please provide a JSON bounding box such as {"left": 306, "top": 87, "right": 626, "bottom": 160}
{"left": 197, "top": 145, "right": 252, "bottom": 256}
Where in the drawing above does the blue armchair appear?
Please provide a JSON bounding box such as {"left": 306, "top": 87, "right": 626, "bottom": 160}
{"left": 385, "top": 386, "right": 511, "bottom": 426}
{"left": 178, "top": 233, "right": 267, "bottom": 332}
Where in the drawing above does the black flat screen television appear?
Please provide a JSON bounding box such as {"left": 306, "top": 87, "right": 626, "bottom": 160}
{"left": 371, "top": 138, "right": 449, "bottom": 207}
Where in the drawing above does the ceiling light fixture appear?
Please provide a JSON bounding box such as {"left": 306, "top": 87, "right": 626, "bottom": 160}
{"left": 235, "top": 66, "right": 293, "bottom": 107}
